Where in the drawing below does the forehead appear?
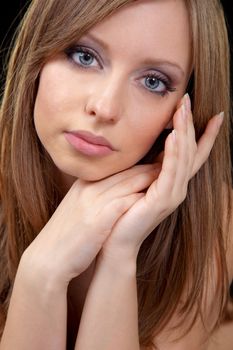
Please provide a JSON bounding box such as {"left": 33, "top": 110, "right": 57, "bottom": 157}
{"left": 87, "top": 0, "right": 192, "bottom": 76}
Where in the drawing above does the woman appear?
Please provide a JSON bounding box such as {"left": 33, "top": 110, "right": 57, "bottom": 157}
{"left": 0, "top": 0, "right": 232, "bottom": 349}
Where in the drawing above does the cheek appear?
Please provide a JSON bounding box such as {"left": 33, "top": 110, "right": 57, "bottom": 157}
{"left": 33, "top": 66, "right": 84, "bottom": 143}
{"left": 34, "top": 69, "right": 70, "bottom": 124}
{"left": 123, "top": 98, "right": 178, "bottom": 164}
{"left": 128, "top": 101, "right": 175, "bottom": 147}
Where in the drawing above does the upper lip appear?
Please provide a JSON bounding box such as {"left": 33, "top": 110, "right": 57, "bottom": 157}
{"left": 67, "top": 130, "right": 115, "bottom": 150}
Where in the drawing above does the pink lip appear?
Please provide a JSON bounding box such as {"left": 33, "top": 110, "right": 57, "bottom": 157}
{"left": 69, "top": 130, "right": 114, "bottom": 150}
{"left": 64, "top": 130, "right": 115, "bottom": 156}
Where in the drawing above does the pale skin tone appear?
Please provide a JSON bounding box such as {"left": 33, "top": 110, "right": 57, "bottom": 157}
{"left": 1, "top": 0, "right": 232, "bottom": 349}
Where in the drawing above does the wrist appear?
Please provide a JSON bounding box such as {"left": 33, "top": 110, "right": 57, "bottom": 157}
{"left": 19, "top": 249, "right": 69, "bottom": 294}
{"left": 97, "top": 246, "right": 138, "bottom": 276}
{"left": 102, "top": 239, "right": 140, "bottom": 261}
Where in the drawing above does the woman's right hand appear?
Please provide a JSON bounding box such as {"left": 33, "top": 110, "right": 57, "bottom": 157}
{"left": 22, "top": 163, "right": 159, "bottom": 288}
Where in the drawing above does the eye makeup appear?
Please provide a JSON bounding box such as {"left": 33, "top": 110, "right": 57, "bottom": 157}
{"left": 65, "top": 43, "right": 177, "bottom": 97}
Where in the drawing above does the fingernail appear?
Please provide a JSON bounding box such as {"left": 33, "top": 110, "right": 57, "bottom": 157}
{"left": 218, "top": 111, "right": 224, "bottom": 128}
{"left": 182, "top": 93, "right": 191, "bottom": 112}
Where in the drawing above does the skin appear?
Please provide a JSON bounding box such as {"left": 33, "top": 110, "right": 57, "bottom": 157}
{"left": 34, "top": 0, "right": 192, "bottom": 188}
{"left": 1, "top": 1, "right": 228, "bottom": 350}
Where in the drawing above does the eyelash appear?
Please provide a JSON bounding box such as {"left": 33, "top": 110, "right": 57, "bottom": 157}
{"left": 65, "top": 45, "right": 176, "bottom": 97}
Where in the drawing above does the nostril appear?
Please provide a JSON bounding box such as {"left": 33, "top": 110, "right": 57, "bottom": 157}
{"left": 89, "top": 110, "right": 96, "bottom": 116}
{"left": 84, "top": 97, "right": 120, "bottom": 122}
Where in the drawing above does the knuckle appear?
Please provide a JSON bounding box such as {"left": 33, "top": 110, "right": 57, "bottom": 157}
{"left": 113, "top": 199, "right": 128, "bottom": 214}
{"left": 112, "top": 195, "right": 136, "bottom": 214}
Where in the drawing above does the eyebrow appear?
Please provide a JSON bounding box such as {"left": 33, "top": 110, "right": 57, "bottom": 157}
{"left": 81, "top": 33, "right": 185, "bottom": 78}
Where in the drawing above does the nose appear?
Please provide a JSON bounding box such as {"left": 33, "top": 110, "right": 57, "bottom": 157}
{"left": 84, "top": 74, "right": 124, "bottom": 123}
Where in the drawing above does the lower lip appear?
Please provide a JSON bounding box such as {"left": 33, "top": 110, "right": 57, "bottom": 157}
{"left": 64, "top": 132, "right": 114, "bottom": 156}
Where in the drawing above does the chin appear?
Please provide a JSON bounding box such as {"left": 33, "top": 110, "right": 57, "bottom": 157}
{"left": 77, "top": 168, "right": 122, "bottom": 182}
{"left": 60, "top": 165, "right": 119, "bottom": 183}
{"left": 75, "top": 172, "right": 105, "bottom": 182}
{"left": 52, "top": 153, "right": 135, "bottom": 183}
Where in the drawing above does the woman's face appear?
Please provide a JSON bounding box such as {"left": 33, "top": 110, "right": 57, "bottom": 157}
{"left": 34, "top": 0, "right": 192, "bottom": 188}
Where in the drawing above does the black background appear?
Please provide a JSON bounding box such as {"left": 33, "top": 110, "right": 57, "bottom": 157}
{"left": 0, "top": 1, "right": 232, "bottom": 167}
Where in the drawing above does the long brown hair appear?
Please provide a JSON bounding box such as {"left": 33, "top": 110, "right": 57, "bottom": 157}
{"left": 0, "top": 0, "right": 232, "bottom": 348}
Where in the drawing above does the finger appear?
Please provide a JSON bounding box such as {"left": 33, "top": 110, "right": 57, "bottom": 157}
{"left": 180, "top": 94, "right": 197, "bottom": 183}
{"left": 172, "top": 101, "right": 189, "bottom": 192}
{"left": 100, "top": 192, "right": 145, "bottom": 233}
{"left": 191, "top": 112, "right": 224, "bottom": 177}
{"left": 186, "top": 98, "right": 197, "bottom": 176}
{"left": 78, "top": 163, "right": 157, "bottom": 194}
{"left": 153, "top": 94, "right": 188, "bottom": 167}
{"left": 101, "top": 165, "right": 161, "bottom": 200}
{"left": 150, "top": 129, "right": 178, "bottom": 197}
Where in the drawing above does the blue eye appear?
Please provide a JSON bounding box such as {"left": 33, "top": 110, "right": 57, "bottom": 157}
{"left": 66, "top": 46, "right": 100, "bottom": 68}
{"left": 65, "top": 45, "right": 176, "bottom": 97}
{"left": 76, "top": 51, "right": 95, "bottom": 66}
{"left": 145, "top": 76, "right": 163, "bottom": 91}
{"left": 141, "top": 73, "right": 176, "bottom": 97}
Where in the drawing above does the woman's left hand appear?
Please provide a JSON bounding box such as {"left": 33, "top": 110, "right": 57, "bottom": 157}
{"left": 100, "top": 94, "right": 224, "bottom": 260}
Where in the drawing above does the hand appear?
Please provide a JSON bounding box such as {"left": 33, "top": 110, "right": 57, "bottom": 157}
{"left": 100, "top": 94, "right": 224, "bottom": 260}
{"left": 22, "top": 163, "right": 159, "bottom": 287}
